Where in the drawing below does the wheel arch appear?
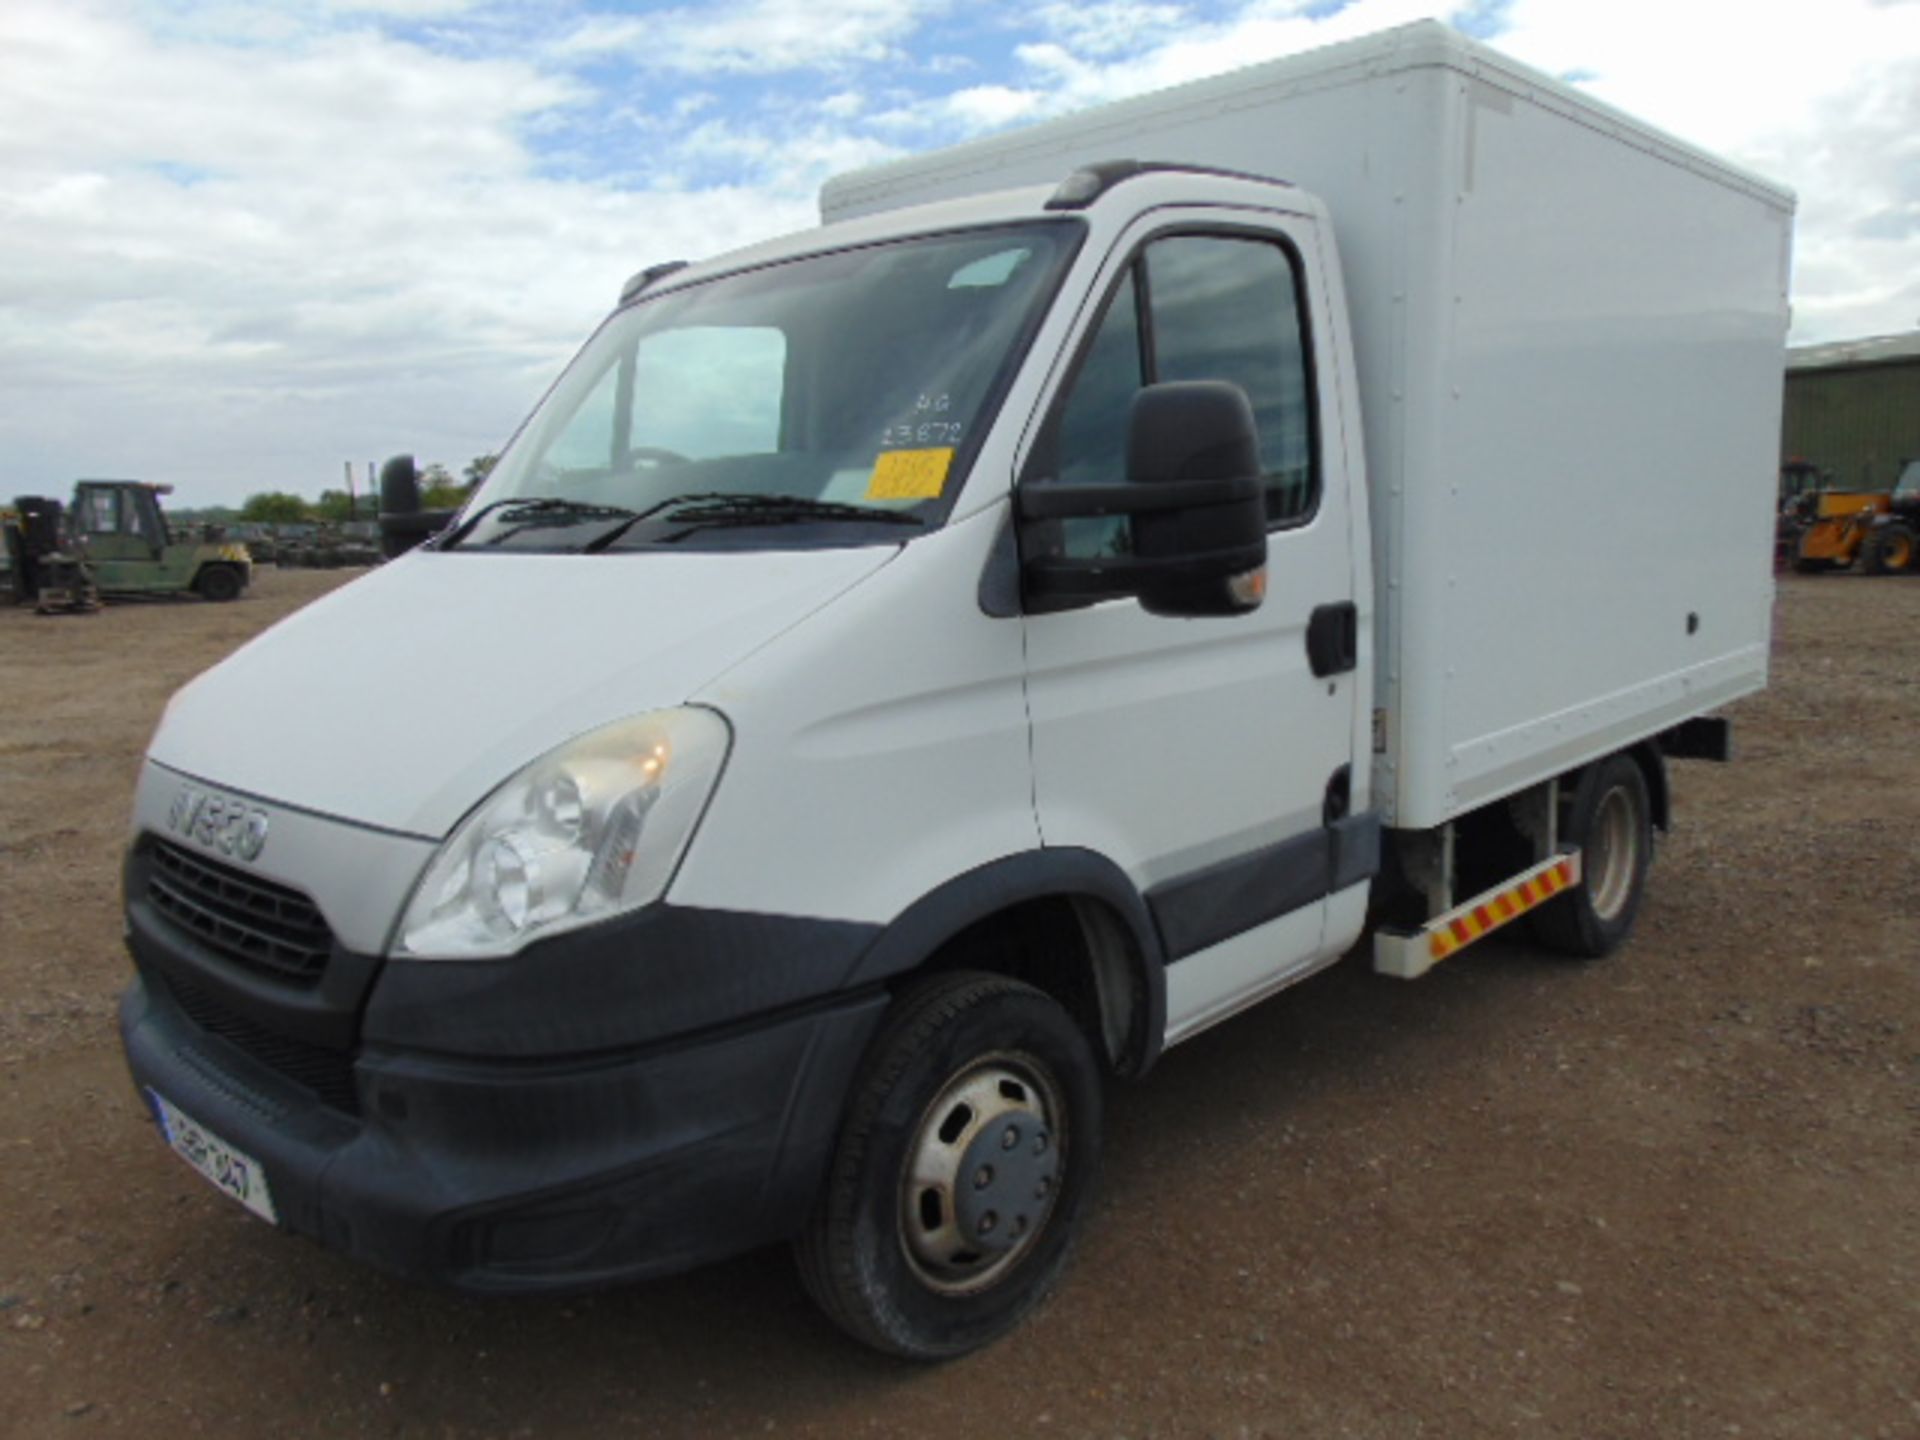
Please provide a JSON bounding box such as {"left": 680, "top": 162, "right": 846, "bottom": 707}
{"left": 841, "top": 849, "right": 1168, "bottom": 1078}
{"left": 1557, "top": 740, "right": 1668, "bottom": 834}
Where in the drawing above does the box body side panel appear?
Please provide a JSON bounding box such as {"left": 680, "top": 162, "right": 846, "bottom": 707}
{"left": 1389, "top": 72, "right": 1790, "bottom": 826}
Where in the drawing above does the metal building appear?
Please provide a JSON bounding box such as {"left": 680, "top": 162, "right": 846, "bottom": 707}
{"left": 1782, "top": 330, "right": 1920, "bottom": 491}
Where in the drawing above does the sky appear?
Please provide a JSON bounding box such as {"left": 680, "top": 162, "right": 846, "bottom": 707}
{"left": 3, "top": 0, "right": 1918, "bottom": 508}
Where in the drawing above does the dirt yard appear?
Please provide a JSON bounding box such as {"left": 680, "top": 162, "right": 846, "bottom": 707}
{"left": 1, "top": 566, "right": 1916, "bottom": 1439}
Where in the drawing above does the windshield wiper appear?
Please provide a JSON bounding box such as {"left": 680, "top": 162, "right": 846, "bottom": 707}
{"left": 439, "top": 496, "right": 638, "bottom": 549}
{"left": 583, "top": 492, "right": 923, "bottom": 552}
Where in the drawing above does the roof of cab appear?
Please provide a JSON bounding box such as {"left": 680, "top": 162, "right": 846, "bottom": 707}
{"left": 620, "top": 164, "right": 1316, "bottom": 310}
{"left": 622, "top": 182, "right": 1061, "bottom": 308}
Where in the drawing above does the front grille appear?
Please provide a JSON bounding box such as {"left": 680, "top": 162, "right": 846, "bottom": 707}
{"left": 147, "top": 840, "right": 333, "bottom": 985}
{"left": 159, "top": 971, "right": 361, "bottom": 1115}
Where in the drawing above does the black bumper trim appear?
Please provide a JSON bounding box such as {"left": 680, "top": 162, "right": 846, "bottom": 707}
{"left": 122, "top": 974, "right": 887, "bottom": 1292}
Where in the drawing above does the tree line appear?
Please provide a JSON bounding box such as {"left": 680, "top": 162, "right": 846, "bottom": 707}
{"left": 235, "top": 456, "right": 495, "bottom": 524}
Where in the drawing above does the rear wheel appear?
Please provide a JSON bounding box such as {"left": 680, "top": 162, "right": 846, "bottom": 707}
{"left": 195, "top": 565, "right": 243, "bottom": 602}
{"left": 1531, "top": 755, "right": 1653, "bottom": 959}
{"left": 1862, "top": 521, "right": 1916, "bottom": 575}
{"left": 796, "top": 971, "right": 1102, "bottom": 1360}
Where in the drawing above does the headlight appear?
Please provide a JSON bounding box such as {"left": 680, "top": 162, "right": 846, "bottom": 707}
{"left": 395, "top": 707, "right": 730, "bottom": 959}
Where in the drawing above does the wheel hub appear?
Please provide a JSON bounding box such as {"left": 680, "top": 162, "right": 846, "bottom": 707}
{"left": 951, "top": 1111, "right": 1058, "bottom": 1255}
{"left": 900, "top": 1056, "right": 1063, "bottom": 1293}
{"left": 1587, "top": 785, "right": 1643, "bottom": 922}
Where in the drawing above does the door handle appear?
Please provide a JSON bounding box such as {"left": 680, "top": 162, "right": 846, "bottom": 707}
{"left": 1306, "top": 601, "right": 1357, "bottom": 678}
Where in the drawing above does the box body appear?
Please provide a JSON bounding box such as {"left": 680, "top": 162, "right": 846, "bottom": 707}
{"left": 824, "top": 23, "right": 1793, "bottom": 827}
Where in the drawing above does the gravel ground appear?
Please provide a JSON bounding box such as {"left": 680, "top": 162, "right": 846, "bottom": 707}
{"left": 1, "top": 566, "right": 1916, "bottom": 1439}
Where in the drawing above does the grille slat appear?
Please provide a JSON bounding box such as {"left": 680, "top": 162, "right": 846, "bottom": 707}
{"left": 147, "top": 841, "right": 332, "bottom": 984}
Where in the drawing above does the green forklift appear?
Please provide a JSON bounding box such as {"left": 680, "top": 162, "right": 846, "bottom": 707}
{"left": 64, "top": 479, "right": 253, "bottom": 601}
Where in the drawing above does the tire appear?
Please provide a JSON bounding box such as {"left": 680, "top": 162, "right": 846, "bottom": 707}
{"left": 195, "top": 565, "right": 243, "bottom": 602}
{"left": 795, "top": 971, "right": 1103, "bottom": 1360}
{"left": 1862, "top": 521, "right": 1916, "bottom": 575}
{"left": 1530, "top": 754, "right": 1653, "bottom": 959}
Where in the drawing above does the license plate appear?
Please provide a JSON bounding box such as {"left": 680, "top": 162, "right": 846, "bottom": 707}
{"left": 149, "top": 1090, "right": 278, "bottom": 1225}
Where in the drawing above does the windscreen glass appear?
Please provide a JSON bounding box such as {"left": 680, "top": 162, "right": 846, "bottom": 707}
{"left": 456, "top": 223, "right": 1078, "bottom": 551}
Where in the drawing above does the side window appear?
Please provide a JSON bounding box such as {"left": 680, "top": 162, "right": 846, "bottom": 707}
{"left": 1052, "top": 269, "right": 1145, "bottom": 557}
{"left": 1039, "top": 231, "right": 1316, "bottom": 564}
{"left": 542, "top": 364, "right": 620, "bottom": 476}
{"left": 1145, "top": 235, "right": 1315, "bottom": 523}
{"left": 82, "top": 489, "right": 118, "bottom": 534}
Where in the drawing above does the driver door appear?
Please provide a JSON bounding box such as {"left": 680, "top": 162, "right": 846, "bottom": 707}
{"left": 1020, "top": 209, "right": 1360, "bottom": 1044}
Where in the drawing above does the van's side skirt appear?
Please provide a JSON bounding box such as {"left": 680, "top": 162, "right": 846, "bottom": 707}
{"left": 1147, "top": 812, "right": 1380, "bottom": 961}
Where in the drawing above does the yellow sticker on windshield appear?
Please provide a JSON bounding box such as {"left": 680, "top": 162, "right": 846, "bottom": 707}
{"left": 866, "top": 447, "right": 955, "bottom": 501}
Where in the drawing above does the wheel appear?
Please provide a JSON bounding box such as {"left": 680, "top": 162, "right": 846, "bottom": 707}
{"left": 1862, "top": 521, "right": 1916, "bottom": 575}
{"left": 796, "top": 971, "right": 1103, "bottom": 1360}
{"left": 195, "top": 565, "right": 243, "bottom": 602}
{"left": 1530, "top": 754, "right": 1653, "bottom": 959}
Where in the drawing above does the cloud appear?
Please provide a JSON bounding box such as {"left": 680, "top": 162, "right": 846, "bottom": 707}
{"left": 552, "top": 0, "right": 954, "bottom": 75}
{"left": 868, "top": 84, "right": 1043, "bottom": 136}
{"left": 2, "top": 0, "right": 1917, "bottom": 506}
{"left": 1478, "top": 0, "right": 1920, "bottom": 341}
{"left": 323, "top": 0, "right": 482, "bottom": 14}
{"left": 1737, "top": 54, "right": 1920, "bottom": 340}
{"left": 993, "top": 0, "right": 1465, "bottom": 111}
{"left": 1028, "top": 1, "right": 1190, "bottom": 58}
{"left": 0, "top": 1, "right": 818, "bottom": 502}
{"left": 943, "top": 85, "right": 1045, "bottom": 130}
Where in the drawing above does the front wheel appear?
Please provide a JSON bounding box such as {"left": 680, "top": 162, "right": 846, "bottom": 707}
{"left": 1531, "top": 754, "right": 1653, "bottom": 959}
{"left": 795, "top": 971, "right": 1103, "bottom": 1360}
{"left": 195, "top": 565, "right": 243, "bottom": 602}
{"left": 1862, "top": 521, "right": 1916, "bottom": 575}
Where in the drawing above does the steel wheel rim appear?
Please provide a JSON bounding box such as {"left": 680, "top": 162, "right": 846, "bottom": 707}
{"left": 898, "top": 1052, "right": 1065, "bottom": 1296}
{"left": 1587, "top": 785, "right": 1642, "bottom": 923}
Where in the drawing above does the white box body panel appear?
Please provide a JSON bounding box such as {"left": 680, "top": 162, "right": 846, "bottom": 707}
{"left": 824, "top": 22, "right": 1793, "bottom": 828}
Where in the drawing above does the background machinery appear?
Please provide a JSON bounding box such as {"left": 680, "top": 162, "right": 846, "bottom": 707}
{"left": 1780, "top": 458, "right": 1920, "bottom": 575}
{"left": 3, "top": 480, "right": 252, "bottom": 610}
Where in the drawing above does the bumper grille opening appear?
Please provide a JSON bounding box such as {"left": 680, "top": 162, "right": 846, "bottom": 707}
{"left": 158, "top": 971, "right": 361, "bottom": 1116}
{"left": 147, "top": 840, "right": 333, "bottom": 985}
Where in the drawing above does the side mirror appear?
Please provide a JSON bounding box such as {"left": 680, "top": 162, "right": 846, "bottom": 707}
{"left": 379, "top": 454, "right": 421, "bottom": 516}
{"left": 1020, "top": 380, "right": 1268, "bottom": 617}
{"left": 377, "top": 454, "right": 454, "bottom": 559}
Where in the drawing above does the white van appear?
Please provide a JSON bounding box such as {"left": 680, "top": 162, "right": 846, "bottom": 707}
{"left": 119, "top": 22, "right": 1791, "bottom": 1358}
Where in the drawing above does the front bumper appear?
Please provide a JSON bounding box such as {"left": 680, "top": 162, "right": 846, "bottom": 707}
{"left": 120, "top": 966, "right": 886, "bottom": 1292}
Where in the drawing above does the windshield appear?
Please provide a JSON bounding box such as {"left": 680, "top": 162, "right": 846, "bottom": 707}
{"left": 456, "top": 222, "right": 1080, "bottom": 551}
{"left": 1896, "top": 459, "right": 1920, "bottom": 499}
